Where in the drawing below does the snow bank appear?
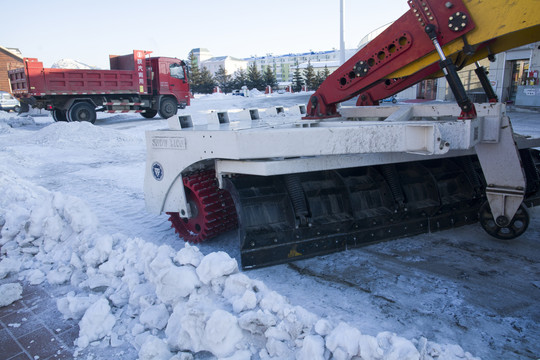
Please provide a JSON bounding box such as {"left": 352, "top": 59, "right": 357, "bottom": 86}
{"left": 0, "top": 282, "right": 23, "bottom": 307}
{"left": 0, "top": 111, "right": 35, "bottom": 130}
{"left": 0, "top": 163, "right": 480, "bottom": 359}
{"left": 31, "top": 121, "right": 140, "bottom": 149}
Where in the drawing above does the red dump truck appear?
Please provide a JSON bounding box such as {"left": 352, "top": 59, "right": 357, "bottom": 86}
{"left": 8, "top": 50, "right": 190, "bottom": 123}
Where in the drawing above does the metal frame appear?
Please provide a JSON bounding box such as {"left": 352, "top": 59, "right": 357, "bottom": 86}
{"left": 144, "top": 103, "right": 539, "bottom": 222}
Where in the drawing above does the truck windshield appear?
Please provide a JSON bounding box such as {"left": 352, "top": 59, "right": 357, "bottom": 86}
{"left": 170, "top": 63, "right": 185, "bottom": 80}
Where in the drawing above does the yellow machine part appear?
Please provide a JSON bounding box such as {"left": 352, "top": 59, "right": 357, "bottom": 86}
{"left": 389, "top": 0, "right": 540, "bottom": 79}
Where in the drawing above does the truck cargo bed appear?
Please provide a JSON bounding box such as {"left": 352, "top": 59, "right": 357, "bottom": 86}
{"left": 9, "top": 51, "right": 148, "bottom": 97}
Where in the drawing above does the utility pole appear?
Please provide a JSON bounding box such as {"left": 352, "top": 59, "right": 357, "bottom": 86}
{"left": 340, "top": 0, "right": 345, "bottom": 65}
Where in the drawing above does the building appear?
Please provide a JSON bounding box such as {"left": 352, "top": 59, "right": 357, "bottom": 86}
{"left": 189, "top": 36, "right": 540, "bottom": 106}
{"left": 189, "top": 48, "right": 213, "bottom": 69}
{"left": 430, "top": 42, "right": 540, "bottom": 107}
{"left": 484, "top": 42, "right": 540, "bottom": 106}
{"left": 246, "top": 49, "right": 357, "bottom": 83}
{"left": 200, "top": 56, "right": 248, "bottom": 77}
{"left": 190, "top": 47, "right": 357, "bottom": 84}
{"left": 0, "top": 46, "right": 23, "bottom": 93}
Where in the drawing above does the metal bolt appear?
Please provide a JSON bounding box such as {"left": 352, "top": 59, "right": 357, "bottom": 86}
{"left": 445, "top": 2, "right": 454, "bottom": 8}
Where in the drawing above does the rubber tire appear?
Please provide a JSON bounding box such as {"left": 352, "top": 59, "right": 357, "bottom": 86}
{"left": 158, "top": 97, "right": 178, "bottom": 119}
{"left": 19, "top": 103, "right": 29, "bottom": 114}
{"left": 52, "top": 109, "right": 67, "bottom": 122}
{"left": 141, "top": 109, "right": 158, "bottom": 119}
{"left": 67, "top": 102, "right": 96, "bottom": 124}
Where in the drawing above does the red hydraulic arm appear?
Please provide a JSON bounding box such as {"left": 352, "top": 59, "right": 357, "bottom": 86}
{"left": 304, "top": 0, "right": 479, "bottom": 119}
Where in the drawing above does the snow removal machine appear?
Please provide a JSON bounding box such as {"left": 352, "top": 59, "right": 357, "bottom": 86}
{"left": 144, "top": 0, "right": 540, "bottom": 269}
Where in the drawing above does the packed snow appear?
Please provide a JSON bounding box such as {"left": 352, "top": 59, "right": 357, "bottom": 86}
{"left": 51, "top": 59, "right": 99, "bottom": 70}
{"left": 1, "top": 94, "right": 539, "bottom": 360}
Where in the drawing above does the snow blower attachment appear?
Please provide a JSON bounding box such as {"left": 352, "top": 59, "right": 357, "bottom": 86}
{"left": 144, "top": 0, "right": 540, "bottom": 269}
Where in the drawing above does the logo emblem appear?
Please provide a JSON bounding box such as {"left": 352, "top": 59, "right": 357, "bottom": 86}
{"left": 152, "top": 162, "right": 164, "bottom": 181}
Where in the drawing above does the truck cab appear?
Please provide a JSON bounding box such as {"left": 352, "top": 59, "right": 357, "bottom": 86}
{"left": 148, "top": 57, "right": 190, "bottom": 110}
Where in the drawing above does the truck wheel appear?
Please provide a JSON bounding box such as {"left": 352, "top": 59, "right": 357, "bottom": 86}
{"left": 52, "top": 109, "right": 67, "bottom": 122}
{"left": 158, "top": 98, "right": 177, "bottom": 119}
{"left": 18, "top": 103, "right": 30, "bottom": 114}
{"left": 68, "top": 102, "right": 96, "bottom": 124}
{"left": 141, "top": 109, "right": 158, "bottom": 119}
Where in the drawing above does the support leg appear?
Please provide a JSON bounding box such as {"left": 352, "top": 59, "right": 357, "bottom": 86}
{"left": 475, "top": 112, "right": 526, "bottom": 234}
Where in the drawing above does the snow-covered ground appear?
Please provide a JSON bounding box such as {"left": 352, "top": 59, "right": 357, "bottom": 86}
{"left": 1, "top": 93, "right": 539, "bottom": 360}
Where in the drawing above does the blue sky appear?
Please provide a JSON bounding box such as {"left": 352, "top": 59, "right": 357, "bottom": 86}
{"left": 2, "top": 0, "right": 410, "bottom": 68}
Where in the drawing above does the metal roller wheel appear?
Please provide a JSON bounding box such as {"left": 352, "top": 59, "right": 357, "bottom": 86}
{"left": 479, "top": 201, "right": 529, "bottom": 240}
{"left": 167, "top": 170, "right": 238, "bottom": 243}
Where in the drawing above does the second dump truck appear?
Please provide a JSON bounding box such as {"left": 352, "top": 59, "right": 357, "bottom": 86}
{"left": 8, "top": 50, "right": 190, "bottom": 123}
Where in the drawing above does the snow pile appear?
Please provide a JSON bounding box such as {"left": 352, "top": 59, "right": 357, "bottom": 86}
{"left": 31, "top": 121, "right": 141, "bottom": 148}
{"left": 0, "top": 165, "right": 480, "bottom": 359}
{"left": 51, "top": 59, "right": 99, "bottom": 70}
{"left": 249, "top": 88, "right": 264, "bottom": 97}
{"left": 0, "top": 111, "right": 35, "bottom": 130}
{"left": 0, "top": 282, "right": 23, "bottom": 307}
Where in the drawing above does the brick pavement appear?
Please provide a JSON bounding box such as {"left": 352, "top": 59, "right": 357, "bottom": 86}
{"left": 0, "top": 278, "right": 79, "bottom": 360}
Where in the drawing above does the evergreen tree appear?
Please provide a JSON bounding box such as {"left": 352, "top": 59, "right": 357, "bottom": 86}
{"left": 214, "top": 65, "right": 233, "bottom": 93}
{"left": 233, "top": 68, "right": 248, "bottom": 90}
{"left": 262, "top": 65, "right": 278, "bottom": 90}
{"left": 247, "top": 62, "right": 264, "bottom": 90}
{"left": 292, "top": 64, "right": 304, "bottom": 92}
{"left": 303, "top": 60, "right": 317, "bottom": 91}
{"left": 197, "top": 66, "right": 216, "bottom": 94}
{"left": 187, "top": 51, "right": 201, "bottom": 95}
{"left": 315, "top": 65, "right": 331, "bottom": 89}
